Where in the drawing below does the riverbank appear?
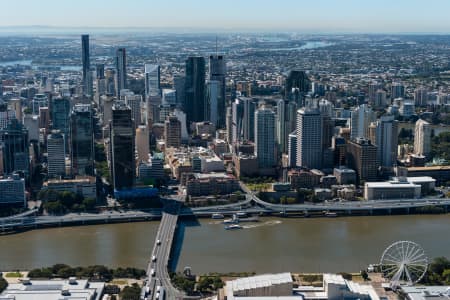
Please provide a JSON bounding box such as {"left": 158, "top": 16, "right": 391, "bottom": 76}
{"left": 1, "top": 201, "right": 449, "bottom": 236}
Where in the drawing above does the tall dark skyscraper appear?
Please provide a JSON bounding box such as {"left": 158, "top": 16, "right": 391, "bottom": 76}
{"left": 81, "top": 34, "right": 91, "bottom": 96}
{"left": 0, "top": 119, "right": 29, "bottom": 175}
{"left": 115, "top": 48, "right": 127, "bottom": 97}
{"left": 285, "top": 70, "right": 310, "bottom": 105}
{"left": 185, "top": 56, "right": 205, "bottom": 124}
{"left": 209, "top": 54, "right": 226, "bottom": 128}
{"left": 51, "top": 97, "right": 71, "bottom": 135}
{"left": 70, "top": 104, "right": 94, "bottom": 176}
{"left": 110, "top": 102, "right": 135, "bottom": 190}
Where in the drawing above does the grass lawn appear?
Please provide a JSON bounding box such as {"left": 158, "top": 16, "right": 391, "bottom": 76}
{"left": 5, "top": 272, "right": 22, "bottom": 278}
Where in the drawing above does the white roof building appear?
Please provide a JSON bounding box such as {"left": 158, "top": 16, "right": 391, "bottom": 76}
{"left": 0, "top": 278, "right": 104, "bottom": 300}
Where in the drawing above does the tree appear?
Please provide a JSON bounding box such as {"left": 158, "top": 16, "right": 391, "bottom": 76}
{"left": 0, "top": 276, "right": 7, "bottom": 293}
{"left": 361, "top": 269, "right": 369, "bottom": 281}
{"left": 442, "top": 269, "right": 450, "bottom": 284}
{"left": 120, "top": 283, "right": 141, "bottom": 300}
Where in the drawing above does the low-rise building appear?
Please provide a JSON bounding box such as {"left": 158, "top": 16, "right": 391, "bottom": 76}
{"left": 0, "top": 174, "right": 26, "bottom": 206}
{"left": 315, "top": 188, "right": 333, "bottom": 201}
{"left": 222, "top": 273, "right": 293, "bottom": 300}
{"left": 220, "top": 273, "right": 382, "bottom": 300}
{"left": 364, "top": 179, "right": 421, "bottom": 200}
{"left": 288, "top": 169, "right": 321, "bottom": 189}
{"left": 407, "top": 165, "right": 450, "bottom": 185}
{"left": 138, "top": 157, "right": 165, "bottom": 181}
{"left": 393, "top": 176, "right": 436, "bottom": 195}
{"left": 0, "top": 278, "right": 104, "bottom": 300}
{"left": 186, "top": 173, "right": 239, "bottom": 196}
{"left": 334, "top": 167, "right": 357, "bottom": 185}
{"left": 43, "top": 176, "right": 96, "bottom": 199}
{"left": 400, "top": 285, "right": 450, "bottom": 300}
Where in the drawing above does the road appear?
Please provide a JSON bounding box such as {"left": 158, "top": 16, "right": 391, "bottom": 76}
{"left": 142, "top": 198, "right": 187, "bottom": 300}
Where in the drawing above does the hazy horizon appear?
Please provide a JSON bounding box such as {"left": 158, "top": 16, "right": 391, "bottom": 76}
{"left": 1, "top": 0, "right": 450, "bottom": 34}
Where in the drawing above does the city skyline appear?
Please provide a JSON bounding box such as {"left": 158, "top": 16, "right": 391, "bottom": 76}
{"left": 1, "top": 0, "right": 450, "bottom": 33}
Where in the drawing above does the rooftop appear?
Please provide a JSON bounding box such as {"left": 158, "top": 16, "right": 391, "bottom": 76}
{"left": 0, "top": 279, "right": 104, "bottom": 300}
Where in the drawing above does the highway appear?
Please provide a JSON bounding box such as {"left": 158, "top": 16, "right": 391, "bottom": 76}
{"left": 1, "top": 197, "right": 450, "bottom": 231}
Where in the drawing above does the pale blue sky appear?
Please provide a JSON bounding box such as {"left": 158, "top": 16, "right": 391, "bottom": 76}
{"left": 1, "top": 0, "right": 449, "bottom": 33}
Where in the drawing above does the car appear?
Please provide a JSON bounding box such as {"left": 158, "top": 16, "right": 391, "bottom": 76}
{"left": 156, "top": 239, "right": 161, "bottom": 245}
{"left": 152, "top": 255, "right": 157, "bottom": 262}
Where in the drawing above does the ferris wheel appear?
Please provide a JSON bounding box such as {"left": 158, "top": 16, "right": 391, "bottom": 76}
{"left": 380, "top": 241, "right": 428, "bottom": 287}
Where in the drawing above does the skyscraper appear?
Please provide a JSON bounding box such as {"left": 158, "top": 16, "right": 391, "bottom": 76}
{"left": 110, "top": 102, "right": 135, "bottom": 190}
{"left": 414, "top": 87, "right": 428, "bottom": 107}
{"left": 0, "top": 119, "right": 29, "bottom": 175}
{"left": 285, "top": 70, "right": 310, "bottom": 105}
{"left": 70, "top": 104, "right": 94, "bottom": 176}
{"left": 277, "top": 99, "right": 297, "bottom": 154}
{"left": 144, "top": 64, "right": 161, "bottom": 98}
{"left": 124, "top": 93, "right": 143, "bottom": 127}
{"left": 51, "top": 97, "right": 71, "bottom": 135}
{"left": 391, "top": 82, "right": 405, "bottom": 100}
{"left": 206, "top": 80, "right": 220, "bottom": 127}
{"left": 136, "top": 125, "right": 149, "bottom": 163}
{"left": 164, "top": 115, "right": 181, "bottom": 148}
{"left": 414, "top": 119, "right": 431, "bottom": 156}
{"left": 232, "top": 97, "right": 257, "bottom": 144}
{"left": 185, "top": 56, "right": 205, "bottom": 124}
{"left": 296, "top": 108, "right": 322, "bottom": 169}
{"left": 81, "top": 34, "right": 91, "bottom": 96}
{"left": 346, "top": 137, "right": 379, "bottom": 183}
{"left": 372, "top": 115, "right": 398, "bottom": 167}
{"left": 209, "top": 54, "right": 226, "bottom": 128}
{"left": 47, "top": 130, "right": 66, "bottom": 178}
{"left": 288, "top": 132, "right": 297, "bottom": 168}
{"left": 115, "top": 48, "right": 127, "bottom": 97}
{"left": 368, "top": 81, "right": 381, "bottom": 105}
{"left": 0, "top": 102, "right": 16, "bottom": 130}
{"left": 350, "top": 104, "right": 376, "bottom": 141}
{"left": 255, "top": 106, "right": 276, "bottom": 169}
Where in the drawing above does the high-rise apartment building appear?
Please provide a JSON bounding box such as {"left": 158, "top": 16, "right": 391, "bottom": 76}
{"left": 255, "top": 106, "right": 276, "bottom": 169}
{"left": 276, "top": 99, "right": 297, "bottom": 154}
{"left": 372, "top": 115, "right": 398, "bottom": 167}
{"left": 414, "top": 119, "right": 431, "bottom": 156}
{"left": 115, "top": 48, "right": 127, "bottom": 97}
{"left": 296, "top": 108, "right": 322, "bottom": 169}
{"left": 110, "top": 102, "right": 135, "bottom": 190}
{"left": 414, "top": 87, "right": 428, "bottom": 107}
{"left": 368, "top": 81, "right": 381, "bottom": 105}
{"left": 185, "top": 56, "right": 206, "bottom": 124}
{"left": 391, "top": 82, "right": 405, "bottom": 100}
{"left": 70, "top": 104, "right": 94, "bottom": 176}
